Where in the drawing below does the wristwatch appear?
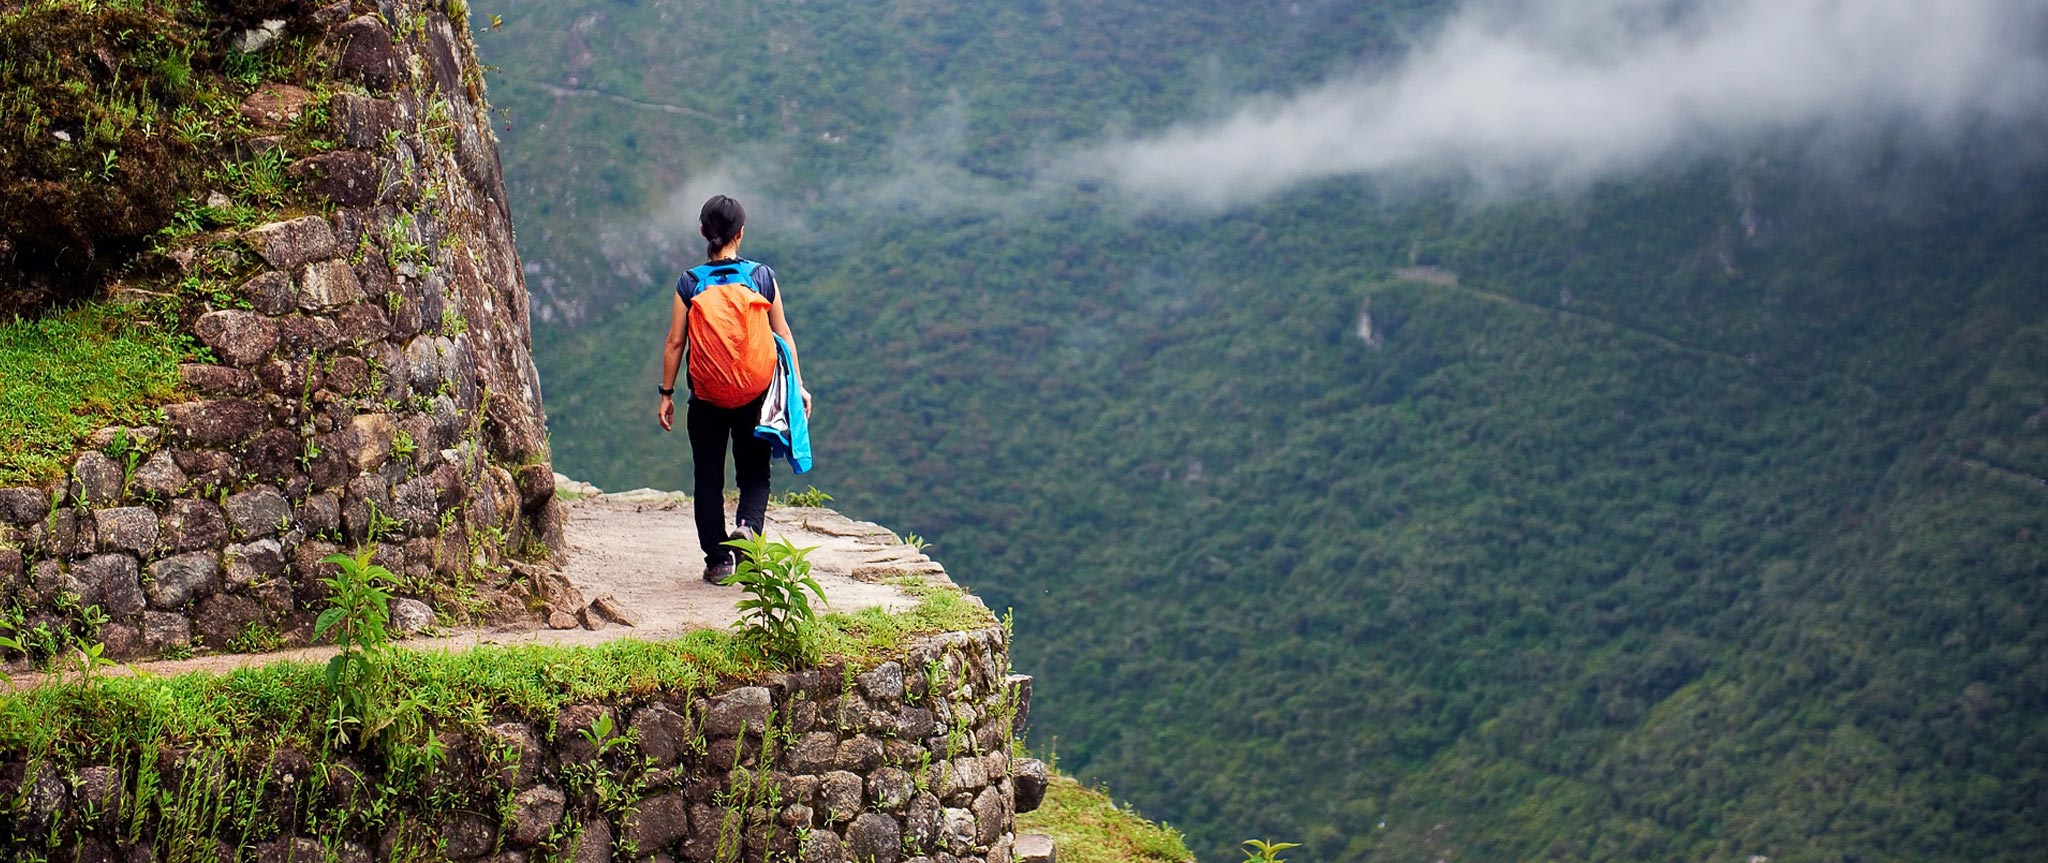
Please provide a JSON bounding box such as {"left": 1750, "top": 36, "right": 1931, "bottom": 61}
{"left": 657, "top": 385, "right": 675, "bottom": 397}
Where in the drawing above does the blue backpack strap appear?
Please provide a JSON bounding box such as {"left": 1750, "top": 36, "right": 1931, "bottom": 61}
{"left": 686, "top": 260, "right": 763, "bottom": 298}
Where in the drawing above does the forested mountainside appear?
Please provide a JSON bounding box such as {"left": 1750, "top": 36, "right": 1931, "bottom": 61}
{"left": 468, "top": 1, "right": 2048, "bottom": 860}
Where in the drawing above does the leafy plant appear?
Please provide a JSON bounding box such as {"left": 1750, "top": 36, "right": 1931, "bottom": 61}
{"left": 67, "top": 640, "right": 122, "bottom": 686}
{"left": 1242, "top": 839, "right": 1300, "bottom": 863}
{"left": 720, "top": 533, "right": 826, "bottom": 665}
{"left": 314, "top": 549, "right": 399, "bottom": 748}
{"left": 578, "top": 711, "right": 635, "bottom": 757}
{"left": 776, "top": 486, "right": 833, "bottom": 508}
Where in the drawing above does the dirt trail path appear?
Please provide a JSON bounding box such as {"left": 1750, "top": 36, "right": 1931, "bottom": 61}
{"left": 87, "top": 494, "right": 955, "bottom": 679}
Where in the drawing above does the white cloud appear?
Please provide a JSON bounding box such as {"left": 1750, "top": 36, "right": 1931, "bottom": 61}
{"left": 1083, "top": 0, "right": 2048, "bottom": 209}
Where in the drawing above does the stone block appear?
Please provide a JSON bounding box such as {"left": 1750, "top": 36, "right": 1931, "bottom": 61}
{"left": 225, "top": 539, "right": 287, "bottom": 590}
{"left": 972, "top": 786, "right": 1004, "bottom": 846}
{"left": 245, "top": 216, "right": 337, "bottom": 271}
{"left": 571, "top": 816, "right": 612, "bottom": 863}
{"left": 160, "top": 498, "right": 228, "bottom": 552}
{"left": 509, "top": 785, "right": 563, "bottom": 847}
{"left": 789, "top": 731, "right": 838, "bottom": 774}
{"left": 347, "top": 414, "right": 397, "bottom": 472}
{"left": 819, "top": 771, "right": 863, "bottom": 823}
{"left": 704, "top": 687, "right": 772, "bottom": 737}
{"left": 335, "top": 303, "right": 391, "bottom": 344}
{"left": 1005, "top": 675, "right": 1032, "bottom": 732}
{"left": 390, "top": 597, "right": 435, "bottom": 634}
{"left": 798, "top": 828, "right": 842, "bottom": 863}
{"left": 868, "top": 767, "right": 915, "bottom": 813}
{"left": 516, "top": 463, "right": 555, "bottom": 508}
{"left": 836, "top": 736, "right": 884, "bottom": 772}
{"left": 896, "top": 706, "right": 937, "bottom": 740}
{"left": 94, "top": 507, "right": 157, "bottom": 555}
{"left": 299, "top": 260, "right": 365, "bottom": 311}
{"left": 623, "top": 792, "right": 689, "bottom": 854}
{"left": 225, "top": 486, "right": 292, "bottom": 538}
{"left": 194, "top": 310, "right": 279, "bottom": 367}
{"left": 179, "top": 363, "right": 259, "bottom": 397}
{"left": 172, "top": 448, "right": 238, "bottom": 490}
{"left": 164, "top": 400, "right": 269, "bottom": 448}
{"left": 79, "top": 553, "right": 143, "bottom": 620}
{"left": 239, "top": 271, "right": 297, "bottom": 315}
{"left": 0, "top": 487, "right": 50, "bottom": 525}
{"left": 142, "top": 610, "right": 191, "bottom": 652}
{"left": 488, "top": 722, "right": 542, "bottom": 789}
{"left": 299, "top": 491, "right": 341, "bottom": 537}
{"left": 847, "top": 812, "right": 903, "bottom": 863}
{"left": 631, "top": 704, "right": 694, "bottom": 768}
{"left": 72, "top": 452, "right": 123, "bottom": 506}
{"left": 555, "top": 704, "right": 612, "bottom": 766}
{"left": 939, "top": 757, "right": 988, "bottom": 798}
{"left": 43, "top": 510, "right": 78, "bottom": 558}
{"left": 289, "top": 150, "right": 378, "bottom": 206}
{"left": 341, "top": 476, "right": 393, "bottom": 545}
{"left": 440, "top": 811, "right": 497, "bottom": 860}
{"left": 146, "top": 551, "right": 219, "bottom": 609}
{"left": 237, "top": 83, "right": 314, "bottom": 129}
{"left": 326, "top": 355, "right": 371, "bottom": 396}
{"left": 859, "top": 662, "right": 906, "bottom": 702}
{"left": 1014, "top": 834, "right": 1055, "bottom": 863}
{"left": 906, "top": 792, "right": 944, "bottom": 848}
{"left": 589, "top": 594, "right": 639, "bottom": 628}
{"left": 1012, "top": 760, "right": 1048, "bottom": 815}
{"left": 335, "top": 15, "right": 401, "bottom": 90}
{"left": 194, "top": 594, "right": 266, "bottom": 652}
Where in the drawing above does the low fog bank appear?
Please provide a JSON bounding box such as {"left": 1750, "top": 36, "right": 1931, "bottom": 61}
{"left": 1083, "top": 0, "right": 2048, "bottom": 209}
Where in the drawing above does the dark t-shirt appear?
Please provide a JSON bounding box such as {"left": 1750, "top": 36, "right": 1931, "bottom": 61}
{"left": 677, "top": 258, "right": 777, "bottom": 305}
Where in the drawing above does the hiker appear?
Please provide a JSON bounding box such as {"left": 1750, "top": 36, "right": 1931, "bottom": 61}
{"left": 657, "top": 195, "right": 811, "bottom": 582}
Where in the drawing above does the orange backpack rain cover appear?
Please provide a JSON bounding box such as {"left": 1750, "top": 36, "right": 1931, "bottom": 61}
{"left": 685, "top": 263, "right": 776, "bottom": 408}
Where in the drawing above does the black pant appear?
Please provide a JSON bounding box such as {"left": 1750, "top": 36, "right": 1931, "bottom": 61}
{"left": 687, "top": 394, "right": 770, "bottom": 566}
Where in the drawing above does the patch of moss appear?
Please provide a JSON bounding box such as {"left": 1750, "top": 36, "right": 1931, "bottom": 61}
{"left": 0, "top": 301, "right": 198, "bottom": 485}
{"left": 0, "top": 0, "right": 321, "bottom": 312}
{"left": 1017, "top": 773, "right": 1198, "bottom": 863}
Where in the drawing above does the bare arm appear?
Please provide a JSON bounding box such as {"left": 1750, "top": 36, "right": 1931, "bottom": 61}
{"left": 658, "top": 293, "right": 687, "bottom": 431}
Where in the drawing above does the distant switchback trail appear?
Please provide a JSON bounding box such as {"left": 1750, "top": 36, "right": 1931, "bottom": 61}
{"left": 1394, "top": 267, "right": 1753, "bottom": 367}
{"left": 500, "top": 76, "right": 725, "bottom": 121}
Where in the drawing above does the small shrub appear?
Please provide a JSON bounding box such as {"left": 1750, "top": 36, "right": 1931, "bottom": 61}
{"left": 1243, "top": 840, "right": 1301, "bottom": 863}
{"left": 721, "top": 534, "right": 826, "bottom": 666}
{"left": 315, "top": 549, "right": 399, "bottom": 748}
{"left": 776, "top": 486, "right": 833, "bottom": 508}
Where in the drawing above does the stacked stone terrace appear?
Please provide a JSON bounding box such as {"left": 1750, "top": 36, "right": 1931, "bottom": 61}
{"left": 0, "top": 1, "right": 561, "bottom": 659}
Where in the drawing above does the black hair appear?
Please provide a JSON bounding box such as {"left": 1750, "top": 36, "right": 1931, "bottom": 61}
{"left": 700, "top": 195, "right": 746, "bottom": 258}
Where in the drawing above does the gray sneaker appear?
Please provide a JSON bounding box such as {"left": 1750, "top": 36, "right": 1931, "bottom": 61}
{"left": 703, "top": 559, "right": 736, "bottom": 584}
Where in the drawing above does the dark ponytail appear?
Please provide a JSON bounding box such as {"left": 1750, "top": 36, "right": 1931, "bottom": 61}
{"left": 700, "top": 194, "right": 746, "bottom": 258}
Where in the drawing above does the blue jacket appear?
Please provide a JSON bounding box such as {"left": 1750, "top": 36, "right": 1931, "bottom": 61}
{"left": 754, "top": 333, "right": 812, "bottom": 474}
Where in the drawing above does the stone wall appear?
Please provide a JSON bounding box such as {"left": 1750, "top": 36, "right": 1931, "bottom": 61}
{"left": 0, "top": 625, "right": 1049, "bottom": 863}
{"left": 0, "top": 0, "right": 564, "bottom": 660}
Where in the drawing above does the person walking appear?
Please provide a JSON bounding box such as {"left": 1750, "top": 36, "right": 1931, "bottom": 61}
{"left": 657, "top": 195, "right": 810, "bottom": 582}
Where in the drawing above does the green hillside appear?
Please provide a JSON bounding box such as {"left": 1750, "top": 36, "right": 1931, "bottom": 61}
{"left": 469, "top": 2, "right": 2048, "bottom": 860}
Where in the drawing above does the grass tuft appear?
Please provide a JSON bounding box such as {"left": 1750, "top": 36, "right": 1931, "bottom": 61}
{"left": 1017, "top": 772, "right": 1198, "bottom": 863}
{"left": 0, "top": 302, "right": 193, "bottom": 485}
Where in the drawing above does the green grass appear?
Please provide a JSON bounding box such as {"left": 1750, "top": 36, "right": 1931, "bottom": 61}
{"left": 1017, "top": 772, "right": 1197, "bottom": 863}
{"left": 0, "top": 302, "right": 193, "bottom": 485}
{"left": 0, "top": 582, "right": 995, "bottom": 759}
